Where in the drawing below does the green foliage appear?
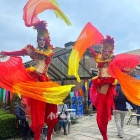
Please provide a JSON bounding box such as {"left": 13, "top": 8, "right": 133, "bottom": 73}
{"left": 0, "top": 110, "right": 6, "bottom": 115}
{"left": 0, "top": 112, "right": 17, "bottom": 139}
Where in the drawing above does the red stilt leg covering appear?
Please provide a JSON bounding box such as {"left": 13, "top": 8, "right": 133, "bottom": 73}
{"left": 30, "top": 99, "right": 46, "bottom": 140}
{"left": 45, "top": 103, "right": 58, "bottom": 140}
{"left": 96, "top": 93, "right": 108, "bottom": 140}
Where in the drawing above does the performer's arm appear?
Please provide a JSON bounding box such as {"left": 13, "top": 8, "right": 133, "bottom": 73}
{"left": 1, "top": 45, "right": 34, "bottom": 56}
{"left": 89, "top": 47, "right": 97, "bottom": 57}
{"left": 2, "top": 49, "right": 28, "bottom": 56}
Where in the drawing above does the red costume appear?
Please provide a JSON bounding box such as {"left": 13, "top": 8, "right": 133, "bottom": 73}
{"left": 68, "top": 23, "right": 140, "bottom": 140}
{"left": 0, "top": 1, "right": 73, "bottom": 140}
{"left": 2, "top": 44, "right": 59, "bottom": 140}
{"left": 89, "top": 36, "right": 117, "bottom": 140}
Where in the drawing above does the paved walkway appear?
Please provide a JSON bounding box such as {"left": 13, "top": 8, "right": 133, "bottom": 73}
{"left": 7, "top": 112, "right": 140, "bottom": 140}
{"left": 52, "top": 112, "right": 140, "bottom": 140}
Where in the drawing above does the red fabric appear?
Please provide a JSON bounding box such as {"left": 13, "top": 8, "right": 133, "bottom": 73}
{"left": 45, "top": 104, "right": 58, "bottom": 140}
{"left": 0, "top": 56, "right": 33, "bottom": 91}
{"left": 96, "top": 94, "right": 108, "bottom": 140}
{"left": 97, "top": 62, "right": 109, "bottom": 68}
{"left": 29, "top": 100, "right": 58, "bottom": 140}
{"left": 90, "top": 77, "right": 116, "bottom": 140}
{"left": 89, "top": 47, "right": 97, "bottom": 57}
{"left": 90, "top": 77, "right": 116, "bottom": 109}
{"left": 30, "top": 99, "right": 46, "bottom": 140}
{"left": 108, "top": 53, "right": 139, "bottom": 78}
{"left": 29, "top": 71, "right": 50, "bottom": 82}
{"left": 1, "top": 51, "right": 57, "bottom": 140}
{"left": 26, "top": 70, "right": 57, "bottom": 140}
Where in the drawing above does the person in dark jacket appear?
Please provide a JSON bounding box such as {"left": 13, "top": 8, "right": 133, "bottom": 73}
{"left": 15, "top": 99, "right": 31, "bottom": 140}
{"left": 136, "top": 105, "right": 140, "bottom": 126}
{"left": 113, "top": 83, "right": 136, "bottom": 139}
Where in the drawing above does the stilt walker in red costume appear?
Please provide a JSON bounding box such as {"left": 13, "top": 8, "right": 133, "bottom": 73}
{"left": 68, "top": 23, "right": 117, "bottom": 140}
{"left": 68, "top": 22, "right": 140, "bottom": 140}
{"left": 0, "top": 0, "right": 74, "bottom": 140}
{"left": 89, "top": 36, "right": 117, "bottom": 140}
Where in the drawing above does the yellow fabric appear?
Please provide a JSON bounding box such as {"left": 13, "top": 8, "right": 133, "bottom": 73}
{"left": 50, "top": 0, "right": 71, "bottom": 26}
{"left": 85, "top": 81, "right": 88, "bottom": 90}
{"left": 68, "top": 49, "right": 81, "bottom": 82}
{"left": 43, "top": 85, "right": 74, "bottom": 104}
{"left": 12, "top": 81, "right": 75, "bottom": 104}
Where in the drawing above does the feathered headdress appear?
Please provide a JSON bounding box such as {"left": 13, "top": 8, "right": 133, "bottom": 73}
{"left": 101, "top": 35, "right": 114, "bottom": 53}
{"left": 33, "top": 21, "right": 52, "bottom": 48}
{"left": 23, "top": 0, "right": 72, "bottom": 50}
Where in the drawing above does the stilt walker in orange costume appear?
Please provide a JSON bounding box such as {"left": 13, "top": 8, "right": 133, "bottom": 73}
{"left": 0, "top": 1, "right": 74, "bottom": 140}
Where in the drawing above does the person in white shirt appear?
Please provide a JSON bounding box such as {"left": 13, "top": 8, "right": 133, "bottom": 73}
{"left": 57, "top": 104, "right": 68, "bottom": 135}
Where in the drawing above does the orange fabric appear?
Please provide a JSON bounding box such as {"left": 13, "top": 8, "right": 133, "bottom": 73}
{"left": 73, "top": 22, "right": 104, "bottom": 58}
{"left": 12, "top": 81, "right": 59, "bottom": 102}
{"left": 68, "top": 22, "right": 104, "bottom": 82}
{"left": 112, "top": 66, "right": 140, "bottom": 106}
{"left": 12, "top": 81, "right": 74, "bottom": 104}
{"left": 108, "top": 53, "right": 140, "bottom": 105}
{"left": 0, "top": 56, "right": 74, "bottom": 104}
{"left": 23, "top": 0, "right": 71, "bottom": 27}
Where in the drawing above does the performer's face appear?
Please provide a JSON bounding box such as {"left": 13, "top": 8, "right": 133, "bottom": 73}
{"left": 102, "top": 49, "right": 111, "bottom": 59}
{"left": 37, "top": 36, "right": 46, "bottom": 48}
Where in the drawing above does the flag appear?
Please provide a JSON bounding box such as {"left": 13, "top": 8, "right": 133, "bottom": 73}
{"left": 85, "top": 81, "right": 88, "bottom": 91}
{"left": 70, "top": 91, "right": 74, "bottom": 97}
{"left": 88, "top": 81, "right": 92, "bottom": 107}
{"left": 79, "top": 88, "right": 84, "bottom": 97}
{"left": 82, "top": 85, "right": 86, "bottom": 93}
{"left": 75, "top": 91, "right": 79, "bottom": 98}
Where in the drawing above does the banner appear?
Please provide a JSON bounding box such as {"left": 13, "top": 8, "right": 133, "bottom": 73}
{"left": 85, "top": 81, "right": 88, "bottom": 91}
{"left": 88, "top": 81, "right": 92, "bottom": 107}
{"left": 70, "top": 91, "right": 74, "bottom": 97}
{"left": 79, "top": 88, "right": 84, "bottom": 97}
{"left": 75, "top": 91, "right": 79, "bottom": 98}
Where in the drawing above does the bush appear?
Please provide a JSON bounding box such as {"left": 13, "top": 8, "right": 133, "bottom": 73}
{"left": 0, "top": 111, "right": 17, "bottom": 139}
{"left": 0, "top": 110, "right": 6, "bottom": 115}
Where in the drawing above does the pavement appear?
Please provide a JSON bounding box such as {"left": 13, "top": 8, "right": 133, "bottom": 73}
{"left": 52, "top": 112, "right": 140, "bottom": 140}
{"left": 7, "top": 112, "right": 140, "bottom": 140}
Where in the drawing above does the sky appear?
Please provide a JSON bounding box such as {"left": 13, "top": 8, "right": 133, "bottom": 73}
{"left": 0, "top": 0, "right": 140, "bottom": 62}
